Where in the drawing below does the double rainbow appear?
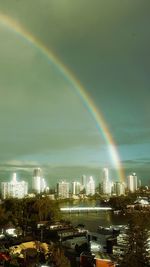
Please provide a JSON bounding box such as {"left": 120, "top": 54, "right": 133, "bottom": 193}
{"left": 0, "top": 14, "right": 124, "bottom": 181}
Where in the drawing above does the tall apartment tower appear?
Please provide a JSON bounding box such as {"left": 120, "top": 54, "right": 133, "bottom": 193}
{"left": 72, "top": 181, "right": 81, "bottom": 195}
{"left": 32, "top": 168, "right": 46, "bottom": 194}
{"left": 86, "top": 176, "right": 95, "bottom": 196}
{"left": 102, "top": 168, "right": 111, "bottom": 195}
{"left": 127, "top": 173, "right": 138, "bottom": 192}
{"left": 57, "top": 181, "right": 69, "bottom": 199}
{"left": 1, "top": 173, "right": 28, "bottom": 199}
{"left": 81, "top": 175, "right": 86, "bottom": 188}
{"left": 33, "top": 168, "right": 42, "bottom": 177}
{"left": 113, "top": 182, "right": 125, "bottom": 196}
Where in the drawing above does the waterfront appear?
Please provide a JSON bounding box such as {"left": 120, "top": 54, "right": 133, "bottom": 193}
{"left": 60, "top": 200, "right": 128, "bottom": 232}
{"left": 62, "top": 211, "right": 128, "bottom": 232}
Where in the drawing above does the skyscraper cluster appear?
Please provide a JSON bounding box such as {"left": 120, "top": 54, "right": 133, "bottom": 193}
{"left": 56, "top": 175, "right": 96, "bottom": 199}
{"left": 1, "top": 168, "right": 47, "bottom": 199}
{"left": 100, "top": 168, "right": 136, "bottom": 196}
{"left": 113, "top": 182, "right": 125, "bottom": 196}
{"left": 0, "top": 167, "right": 141, "bottom": 200}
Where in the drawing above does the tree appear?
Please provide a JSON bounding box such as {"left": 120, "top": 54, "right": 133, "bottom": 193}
{"left": 119, "top": 212, "right": 150, "bottom": 267}
{"left": 0, "top": 196, "right": 60, "bottom": 237}
{"left": 32, "top": 196, "right": 60, "bottom": 222}
{"left": 0, "top": 205, "right": 8, "bottom": 228}
{"left": 47, "top": 244, "right": 71, "bottom": 267}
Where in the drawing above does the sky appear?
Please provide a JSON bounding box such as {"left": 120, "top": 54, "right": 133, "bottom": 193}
{"left": 0, "top": 0, "right": 150, "bottom": 186}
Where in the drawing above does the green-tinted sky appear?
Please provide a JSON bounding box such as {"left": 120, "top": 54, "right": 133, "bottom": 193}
{"left": 0, "top": 0, "right": 150, "bottom": 185}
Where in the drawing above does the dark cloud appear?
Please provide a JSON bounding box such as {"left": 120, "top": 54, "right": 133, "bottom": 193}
{"left": 0, "top": 0, "right": 149, "bottom": 183}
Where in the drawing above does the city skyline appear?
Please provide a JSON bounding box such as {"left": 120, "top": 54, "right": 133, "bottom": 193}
{"left": 0, "top": 168, "right": 142, "bottom": 192}
{"left": 0, "top": 1, "right": 150, "bottom": 183}
{"left": 0, "top": 169, "right": 139, "bottom": 199}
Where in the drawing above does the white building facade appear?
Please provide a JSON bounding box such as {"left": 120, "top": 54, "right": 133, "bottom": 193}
{"left": 113, "top": 182, "right": 125, "bottom": 196}
{"left": 102, "top": 168, "right": 111, "bottom": 195}
{"left": 57, "top": 181, "right": 69, "bottom": 199}
{"left": 72, "top": 181, "right": 81, "bottom": 195}
{"left": 32, "top": 168, "right": 46, "bottom": 194}
{"left": 127, "top": 173, "right": 138, "bottom": 192}
{"left": 86, "top": 176, "right": 95, "bottom": 196}
{"left": 1, "top": 173, "right": 28, "bottom": 199}
{"left": 81, "top": 175, "right": 86, "bottom": 190}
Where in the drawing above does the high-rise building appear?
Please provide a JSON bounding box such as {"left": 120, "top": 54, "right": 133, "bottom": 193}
{"left": 102, "top": 168, "right": 111, "bottom": 195}
{"left": 127, "top": 173, "right": 138, "bottom": 192}
{"left": 41, "top": 178, "right": 46, "bottom": 192}
{"left": 113, "top": 182, "right": 125, "bottom": 196}
{"left": 72, "top": 181, "right": 81, "bottom": 195}
{"left": 32, "top": 168, "right": 46, "bottom": 194}
{"left": 57, "top": 181, "right": 69, "bottom": 199}
{"left": 1, "top": 173, "right": 28, "bottom": 199}
{"left": 81, "top": 175, "right": 86, "bottom": 189}
{"left": 86, "top": 176, "right": 95, "bottom": 196}
{"left": 138, "top": 179, "right": 142, "bottom": 188}
{"left": 80, "top": 175, "right": 87, "bottom": 194}
{"left": 33, "top": 168, "right": 42, "bottom": 177}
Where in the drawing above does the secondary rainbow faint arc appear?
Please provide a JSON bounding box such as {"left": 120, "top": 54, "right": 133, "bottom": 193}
{"left": 0, "top": 13, "right": 124, "bottom": 181}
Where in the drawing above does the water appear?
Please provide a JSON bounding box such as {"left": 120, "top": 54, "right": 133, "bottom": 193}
{"left": 60, "top": 200, "right": 128, "bottom": 232}
{"left": 62, "top": 212, "right": 128, "bottom": 232}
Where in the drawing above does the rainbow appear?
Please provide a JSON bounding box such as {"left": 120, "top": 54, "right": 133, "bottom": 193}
{"left": 0, "top": 13, "right": 124, "bottom": 181}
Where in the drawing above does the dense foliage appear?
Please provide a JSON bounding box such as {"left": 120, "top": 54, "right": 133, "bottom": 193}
{"left": 120, "top": 212, "right": 150, "bottom": 267}
{"left": 0, "top": 196, "right": 60, "bottom": 231}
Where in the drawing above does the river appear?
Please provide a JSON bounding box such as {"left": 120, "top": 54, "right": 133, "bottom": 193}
{"left": 60, "top": 200, "right": 129, "bottom": 232}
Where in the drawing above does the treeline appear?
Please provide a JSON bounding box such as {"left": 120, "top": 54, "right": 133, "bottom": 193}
{"left": 0, "top": 196, "right": 60, "bottom": 231}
